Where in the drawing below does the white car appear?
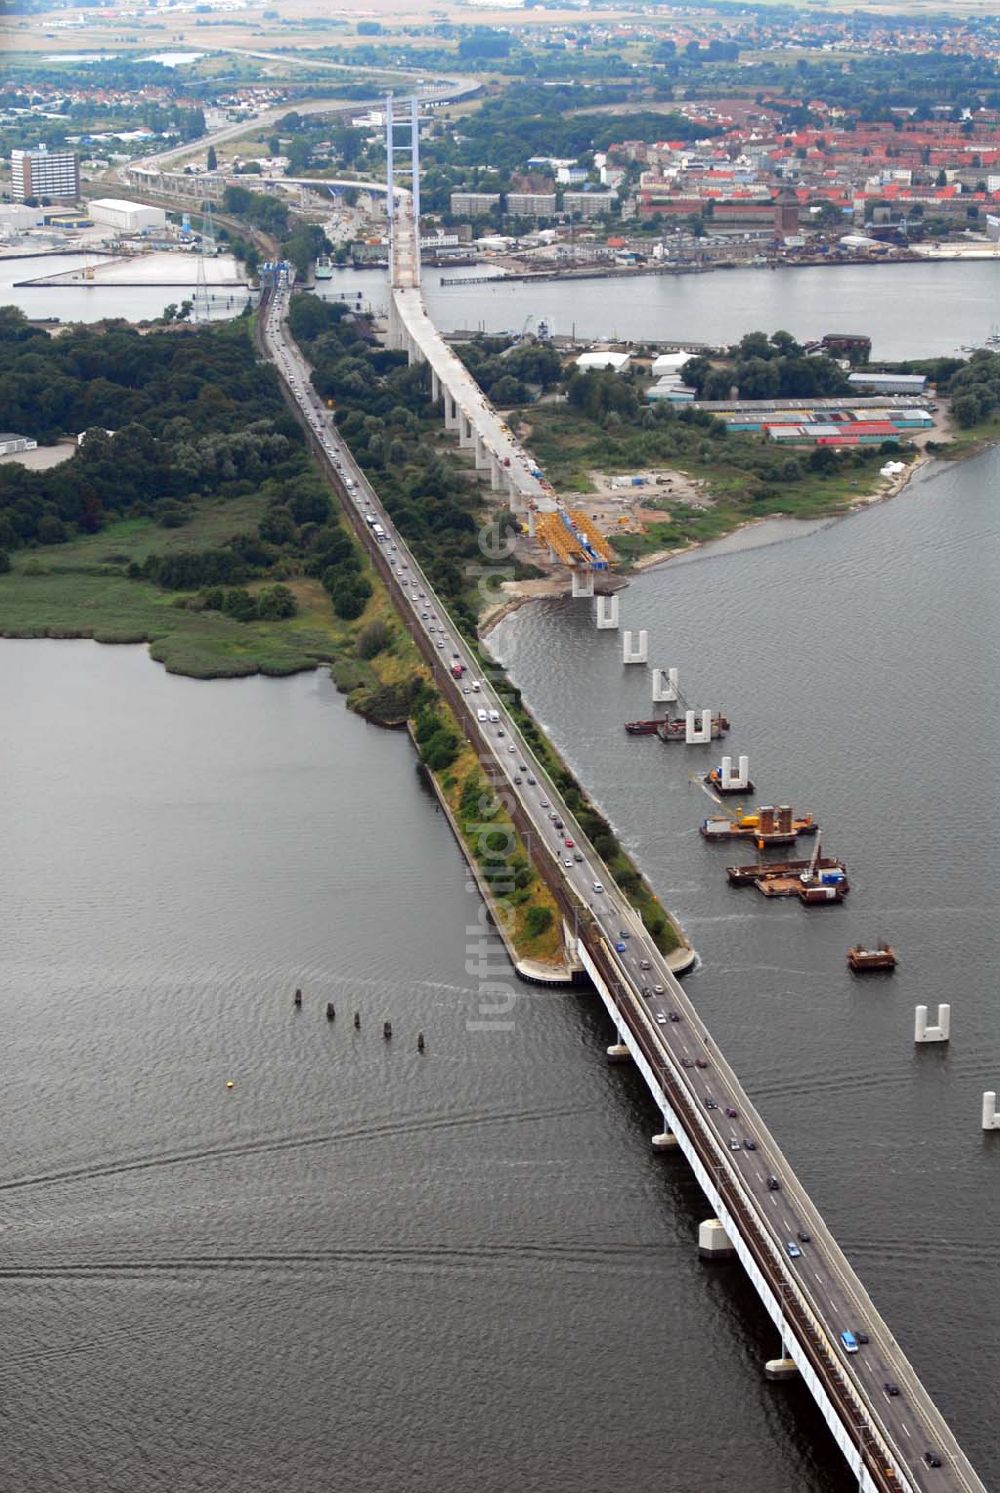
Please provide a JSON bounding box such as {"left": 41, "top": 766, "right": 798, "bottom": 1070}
{"left": 592, "top": 882, "right": 605, "bottom": 894}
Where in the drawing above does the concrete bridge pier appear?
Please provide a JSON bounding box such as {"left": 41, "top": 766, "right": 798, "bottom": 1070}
{"left": 571, "top": 569, "right": 595, "bottom": 598}
{"left": 685, "top": 709, "right": 713, "bottom": 744}
{"left": 430, "top": 369, "right": 441, "bottom": 404}
{"left": 525, "top": 507, "right": 537, "bottom": 537}
{"left": 606, "top": 1042, "right": 630, "bottom": 1063}
{"left": 595, "top": 594, "right": 620, "bottom": 629}
{"left": 698, "top": 1219, "right": 735, "bottom": 1260}
{"left": 489, "top": 454, "right": 503, "bottom": 492}
{"left": 651, "top": 666, "right": 679, "bottom": 702}
{"left": 652, "top": 1114, "right": 679, "bottom": 1151}
{"left": 765, "top": 1357, "right": 800, "bottom": 1381}
{"left": 915, "top": 1004, "right": 951, "bottom": 1043}
{"left": 444, "top": 392, "right": 459, "bottom": 432}
{"left": 474, "top": 433, "right": 491, "bottom": 470}
{"left": 982, "top": 1092, "right": 1000, "bottom": 1130}
{"left": 623, "top": 629, "right": 648, "bottom": 664}
{"left": 459, "top": 412, "right": 476, "bottom": 450}
{"left": 387, "top": 297, "right": 404, "bottom": 351}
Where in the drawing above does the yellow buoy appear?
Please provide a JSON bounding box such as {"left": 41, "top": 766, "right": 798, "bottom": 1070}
{"left": 226, "top": 1080, "right": 235, "bottom": 1089}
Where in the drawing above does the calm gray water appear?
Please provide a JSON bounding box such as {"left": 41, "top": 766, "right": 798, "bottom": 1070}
{"left": 0, "top": 253, "right": 251, "bottom": 324}
{"left": 489, "top": 447, "right": 1000, "bottom": 1485}
{"left": 5, "top": 251, "right": 999, "bottom": 356}
{"left": 420, "top": 258, "right": 1000, "bottom": 359}
{"left": 1, "top": 642, "right": 855, "bottom": 1493}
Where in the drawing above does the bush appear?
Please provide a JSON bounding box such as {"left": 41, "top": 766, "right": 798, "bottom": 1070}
{"left": 256, "top": 583, "right": 297, "bottom": 619}
{"left": 356, "top": 618, "right": 390, "bottom": 659}
{"left": 0, "top": 549, "right": 9, "bottom": 574}
{"left": 329, "top": 574, "right": 371, "bottom": 620}
{"left": 524, "top": 905, "right": 554, "bottom": 939}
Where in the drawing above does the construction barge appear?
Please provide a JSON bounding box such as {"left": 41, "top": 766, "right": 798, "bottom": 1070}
{"left": 705, "top": 764, "right": 754, "bottom": 795}
{"left": 727, "top": 856, "right": 846, "bottom": 887}
{"left": 728, "top": 842, "right": 848, "bottom": 904}
{"left": 757, "top": 870, "right": 849, "bottom": 903}
{"left": 848, "top": 942, "right": 897, "bottom": 972}
{"left": 701, "top": 804, "right": 818, "bottom": 847}
{"left": 625, "top": 715, "right": 730, "bottom": 739}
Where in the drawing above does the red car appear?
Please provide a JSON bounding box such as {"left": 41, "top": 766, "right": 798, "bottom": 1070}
{"left": 564, "top": 837, "right": 574, "bottom": 848}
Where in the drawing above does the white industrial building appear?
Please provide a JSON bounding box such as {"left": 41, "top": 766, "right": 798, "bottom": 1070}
{"left": 847, "top": 371, "right": 928, "bottom": 396}
{"left": 576, "top": 350, "right": 632, "bottom": 373}
{"left": 0, "top": 203, "right": 45, "bottom": 231}
{"left": 0, "top": 433, "right": 38, "bottom": 457}
{"left": 88, "top": 198, "right": 167, "bottom": 234}
{"left": 651, "top": 350, "right": 693, "bottom": 377}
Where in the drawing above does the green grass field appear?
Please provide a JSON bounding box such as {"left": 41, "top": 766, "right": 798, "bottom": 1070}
{"left": 0, "top": 495, "right": 417, "bottom": 682}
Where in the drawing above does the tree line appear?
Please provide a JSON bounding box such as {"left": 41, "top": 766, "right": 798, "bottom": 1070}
{"left": 0, "top": 308, "right": 375, "bottom": 619}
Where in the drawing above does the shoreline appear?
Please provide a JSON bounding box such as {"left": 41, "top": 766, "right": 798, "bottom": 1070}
{"left": 444, "top": 247, "right": 1000, "bottom": 291}
{"left": 480, "top": 440, "right": 961, "bottom": 636}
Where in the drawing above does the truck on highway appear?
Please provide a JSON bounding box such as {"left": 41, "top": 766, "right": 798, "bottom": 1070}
{"left": 450, "top": 654, "right": 466, "bottom": 679}
{"left": 372, "top": 523, "right": 386, "bottom": 541}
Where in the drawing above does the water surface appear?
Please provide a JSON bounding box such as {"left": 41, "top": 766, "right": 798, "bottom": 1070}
{"left": 2, "top": 641, "right": 853, "bottom": 1493}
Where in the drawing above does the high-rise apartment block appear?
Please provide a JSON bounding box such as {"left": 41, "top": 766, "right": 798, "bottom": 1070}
{"left": 10, "top": 146, "right": 80, "bottom": 202}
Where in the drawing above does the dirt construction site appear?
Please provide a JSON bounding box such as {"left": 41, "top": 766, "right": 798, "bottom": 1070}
{"left": 557, "top": 467, "right": 714, "bottom": 538}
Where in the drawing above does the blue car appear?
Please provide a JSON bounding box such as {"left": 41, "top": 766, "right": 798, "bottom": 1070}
{"left": 614, "top": 940, "right": 627, "bottom": 953}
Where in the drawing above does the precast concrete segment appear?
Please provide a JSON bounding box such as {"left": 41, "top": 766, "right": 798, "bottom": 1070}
{"left": 595, "top": 594, "right": 620, "bottom": 629}
{"left": 981, "top": 1093, "right": 1000, "bottom": 1130}
{"left": 571, "top": 569, "right": 595, "bottom": 598}
{"left": 651, "top": 666, "right": 679, "bottom": 701}
{"left": 256, "top": 280, "right": 989, "bottom": 1493}
{"left": 720, "top": 754, "right": 751, "bottom": 790}
{"left": 686, "top": 708, "right": 714, "bottom": 744}
{"left": 914, "top": 1004, "right": 951, "bottom": 1042}
{"left": 623, "top": 629, "right": 648, "bottom": 664}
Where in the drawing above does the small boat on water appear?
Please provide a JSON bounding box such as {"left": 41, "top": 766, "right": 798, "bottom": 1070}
{"left": 848, "top": 942, "right": 897, "bottom": 972}
{"left": 625, "top": 719, "right": 663, "bottom": 735}
{"left": 315, "top": 253, "right": 334, "bottom": 280}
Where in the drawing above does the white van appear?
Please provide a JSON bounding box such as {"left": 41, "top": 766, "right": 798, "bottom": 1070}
{"left": 487, "top": 709, "right": 500, "bottom": 724}
{"left": 476, "top": 708, "right": 488, "bottom": 723}
{"left": 470, "top": 680, "right": 481, "bottom": 692}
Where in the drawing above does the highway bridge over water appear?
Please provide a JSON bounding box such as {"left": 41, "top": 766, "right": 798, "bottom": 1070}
{"left": 134, "top": 78, "right": 988, "bottom": 1493}
{"left": 259, "top": 268, "right": 987, "bottom": 1493}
